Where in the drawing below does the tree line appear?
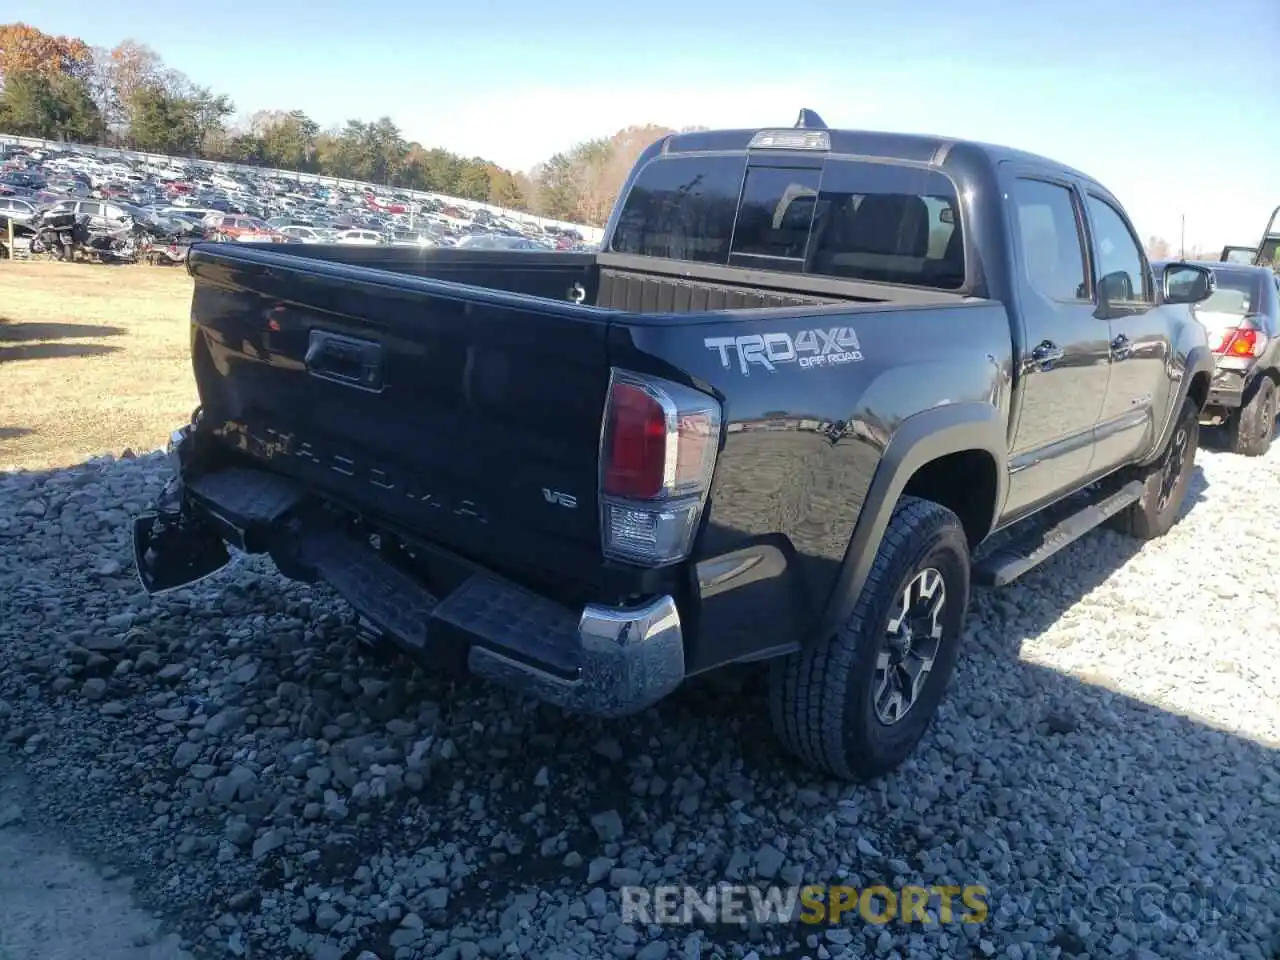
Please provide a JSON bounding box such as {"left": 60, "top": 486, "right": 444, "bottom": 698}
{"left": 0, "top": 22, "right": 690, "bottom": 224}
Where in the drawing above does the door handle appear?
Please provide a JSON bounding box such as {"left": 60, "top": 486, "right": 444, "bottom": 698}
{"left": 1110, "top": 334, "right": 1132, "bottom": 360}
{"left": 1031, "top": 340, "right": 1065, "bottom": 369}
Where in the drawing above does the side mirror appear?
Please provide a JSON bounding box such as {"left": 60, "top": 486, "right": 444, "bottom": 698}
{"left": 1098, "top": 269, "right": 1134, "bottom": 304}
{"left": 1161, "top": 263, "right": 1216, "bottom": 304}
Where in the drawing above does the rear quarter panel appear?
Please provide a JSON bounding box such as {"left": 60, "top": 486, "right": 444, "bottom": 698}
{"left": 611, "top": 299, "right": 1013, "bottom": 671}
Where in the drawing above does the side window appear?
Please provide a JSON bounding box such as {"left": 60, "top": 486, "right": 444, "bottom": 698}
{"left": 1010, "top": 179, "right": 1088, "bottom": 302}
{"left": 80, "top": 201, "right": 103, "bottom": 217}
{"left": 1085, "top": 194, "right": 1150, "bottom": 303}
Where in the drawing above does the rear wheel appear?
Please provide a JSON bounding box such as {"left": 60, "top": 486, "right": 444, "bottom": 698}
{"left": 1112, "top": 397, "right": 1199, "bottom": 540}
{"left": 1225, "top": 375, "right": 1277, "bottom": 457}
{"left": 768, "top": 497, "right": 970, "bottom": 781}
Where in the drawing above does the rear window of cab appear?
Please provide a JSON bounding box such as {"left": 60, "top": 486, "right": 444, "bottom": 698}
{"left": 610, "top": 154, "right": 965, "bottom": 291}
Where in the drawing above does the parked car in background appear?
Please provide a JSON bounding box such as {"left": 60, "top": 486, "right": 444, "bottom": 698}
{"left": 1219, "top": 205, "right": 1280, "bottom": 269}
{"left": 44, "top": 197, "right": 145, "bottom": 233}
{"left": 203, "top": 214, "right": 286, "bottom": 243}
{"left": 453, "top": 233, "right": 545, "bottom": 250}
{"left": 1158, "top": 260, "right": 1280, "bottom": 455}
{"left": 336, "top": 229, "right": 384, "bottom": 245}
{"left": 1249, "top": 205, "right": 1279, "bottom": 267}
{"left": 279, "top": 225, "right": 338, "bottom": 244}
{"left": 0, "top": 196, "right": 37, "bottom": 225}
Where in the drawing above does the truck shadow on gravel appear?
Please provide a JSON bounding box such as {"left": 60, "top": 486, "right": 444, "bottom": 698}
{"left": 4, "top": 455, "right": 1278, "bottom": 960}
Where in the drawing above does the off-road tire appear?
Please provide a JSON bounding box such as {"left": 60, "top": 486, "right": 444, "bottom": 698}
{"left": 768, "top": 496, "right": 970, "bottom": 781}
{"left": 1112, "top": 397, "right": 1200, "bottom": 540}
{"left": 1225, "top": 375, "right": 1277, "bottom": 457}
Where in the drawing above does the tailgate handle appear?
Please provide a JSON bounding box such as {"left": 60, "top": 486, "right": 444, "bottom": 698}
{"left": 305, "top": 330, "right": 384, "bottom": 392}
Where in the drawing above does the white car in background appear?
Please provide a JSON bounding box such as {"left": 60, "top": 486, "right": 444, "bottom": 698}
{"left": 279, "top": 225, "right": 338, "bottom": 244}
{"left": 336, "top": 229, "right": 384, "bottom": 245}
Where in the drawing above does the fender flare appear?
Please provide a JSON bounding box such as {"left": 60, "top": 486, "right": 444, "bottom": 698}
{"left": 1141, "top": 344, "right": 1215, "bottom": 466}
{"left": 813, "top": 402, "right": 1008, "bottom": 643}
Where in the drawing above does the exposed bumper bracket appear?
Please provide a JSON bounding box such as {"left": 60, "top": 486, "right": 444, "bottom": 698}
{"left": 464, "top": 593, "right": 685, "bottom": 718}
{"left": 132, "top": 508, "right": 230, "bottom": 594}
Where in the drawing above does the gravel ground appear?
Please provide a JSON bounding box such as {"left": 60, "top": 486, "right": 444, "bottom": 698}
{"left": 0, "top": 440, "right": 1277, "bottom": 960}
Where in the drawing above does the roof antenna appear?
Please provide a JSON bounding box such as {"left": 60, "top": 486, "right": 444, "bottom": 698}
{"left": 794, "top": 108, "right": 828, "bottom": 130}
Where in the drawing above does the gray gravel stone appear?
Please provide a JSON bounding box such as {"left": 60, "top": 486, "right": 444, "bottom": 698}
{"left": 0, "top": 446, "right": 1276, "bottom": 960}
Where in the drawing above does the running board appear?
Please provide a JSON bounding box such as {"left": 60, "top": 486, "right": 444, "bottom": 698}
{"left": 973, "top": 480, "right": 1143, "bottom": 587}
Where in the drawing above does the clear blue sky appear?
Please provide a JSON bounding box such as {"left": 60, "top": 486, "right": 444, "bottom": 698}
{"left": 13, "top": 0, "right": 1279, "bottom": 249}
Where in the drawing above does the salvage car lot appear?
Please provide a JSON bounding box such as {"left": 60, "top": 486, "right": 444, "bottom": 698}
{"left": 0, "top": 268, "right": 1278, "bottom": 958}
{"left": 1, "top": 141, "right": 598, "bottom": 262}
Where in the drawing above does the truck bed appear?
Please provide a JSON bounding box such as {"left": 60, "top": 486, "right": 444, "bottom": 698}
{"left": 218, "top": 242, "right": 962, "bottom": 314}
{"left": 182, "top": 240, "right": 980, "bottom": 609}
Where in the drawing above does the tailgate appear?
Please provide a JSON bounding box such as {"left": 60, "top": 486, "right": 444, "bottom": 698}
{"left": 186, "top": 245, "right": 612, "bottom": 582}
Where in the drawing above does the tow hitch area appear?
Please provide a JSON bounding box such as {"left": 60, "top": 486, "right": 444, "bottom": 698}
{"left": 132, "top": 511, "right": 230, "bottom": 594}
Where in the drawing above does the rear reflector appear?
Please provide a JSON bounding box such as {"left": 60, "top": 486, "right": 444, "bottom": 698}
{"left": 599, "top": 370, "right": 722, "bottom": 566}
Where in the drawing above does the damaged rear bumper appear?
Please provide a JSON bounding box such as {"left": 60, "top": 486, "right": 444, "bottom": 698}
{"left": 131, "top": 426, "right": 686, "bottom": 717}
{"left": 1202, "top": 362, "right": 1252, "bottom": 416}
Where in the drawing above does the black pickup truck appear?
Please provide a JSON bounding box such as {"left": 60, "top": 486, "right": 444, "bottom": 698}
{"left": 134, "top": 111, "right": 1218, "bottom": 780}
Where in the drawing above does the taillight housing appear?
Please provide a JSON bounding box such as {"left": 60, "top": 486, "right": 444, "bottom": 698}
{"left": 599, "top": 369, "right": 722, "bottom": 566}
{"left": 1213, "top": 324, "right": 1265, "bottom": 357}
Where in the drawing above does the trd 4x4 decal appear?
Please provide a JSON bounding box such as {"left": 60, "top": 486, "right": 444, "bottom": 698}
{"left": 704, "top": 327, "right": 864, "bottom": 375}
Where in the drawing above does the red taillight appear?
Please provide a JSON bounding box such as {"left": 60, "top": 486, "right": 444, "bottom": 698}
{"left": 1214, "top": 328, "right": 1260, "bottom": 357}
{"left": 604, "top": 382, "right": 668, "bottom": 499}
{"left": 599, "top": 370, "right": 722, "bottom": 565}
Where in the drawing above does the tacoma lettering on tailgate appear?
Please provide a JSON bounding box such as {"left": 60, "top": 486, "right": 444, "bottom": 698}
{"left": 251, "top": 425, "right": 490, "bottom": 524}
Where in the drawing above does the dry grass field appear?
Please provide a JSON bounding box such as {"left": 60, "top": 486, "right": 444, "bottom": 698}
{"left": 0, "top": 261, "right": 197, "bottom": 472}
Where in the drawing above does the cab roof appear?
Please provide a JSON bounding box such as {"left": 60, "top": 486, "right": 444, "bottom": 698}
{"left": 660, "top": 125, "right": 1100, "bottom": 185}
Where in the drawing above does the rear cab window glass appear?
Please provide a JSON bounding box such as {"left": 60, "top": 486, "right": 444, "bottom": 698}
{"left": 610, "top": 155, "right": 746, "bottom": 264}
{"left": 809, "top": 162, "right": 963, "bottom": 289}
{"left": 610, "top": 153, "right": 965, "bottom": 290}
{"left": 731, "top": 167, "right": 819, "bottom": 261}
